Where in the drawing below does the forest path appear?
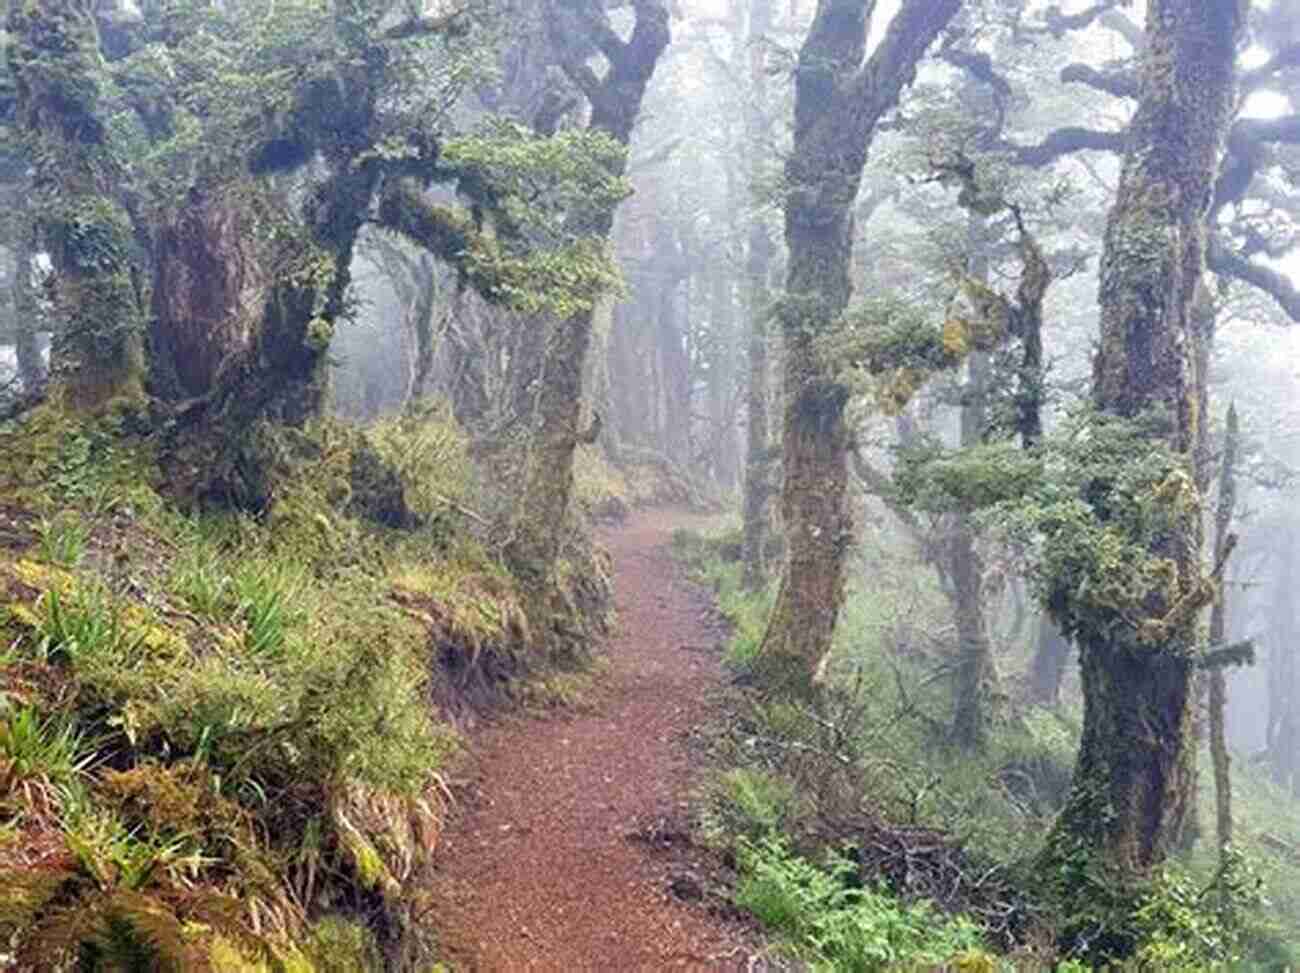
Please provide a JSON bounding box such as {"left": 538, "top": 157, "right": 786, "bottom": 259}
{"left": 427, "top": 509, "right": 758, "bottom": 971}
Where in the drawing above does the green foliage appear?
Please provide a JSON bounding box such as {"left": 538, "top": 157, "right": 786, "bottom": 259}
{"left": 893, "top": 438, "right": 1041, "bottom": 514}
{"left": 35, "top": 584, "right": 139, "bottom": 666}
{"left": 670, "top": 526, "right": 774, "bottom": 669}
{"left": 735, "top": 835, "right": 990, "bottom": 971}
{"left": 701, "top": 768, "right": 797, "bottom": 843}
{"left": 1038, "top": 849, "right": 1275, "bottom": 970}
{"left": 0, "top": 400, "right": 611, "bottom": 967}
{"left": 62, "top": 804, "right": 211, "bottom": 892}
{"left": 35, "top": 512, "right": 91, "bottom": 567}
{"left": 231, "top": 561, "right": 305, "bottom": 659}
{"left": 168, "top": 546, "right": 233, "bottom": 620}
{"left": 0, "top": 703, "right": 93, "bottom": 795}
{"left": 368, "top": 398, "right": 473, "bottom": 527}
{"left": 996, "top": 408, "right": 1198, "bottom": 651}
{"left": 439, "top": 121, "right": 632, "bottom": 239}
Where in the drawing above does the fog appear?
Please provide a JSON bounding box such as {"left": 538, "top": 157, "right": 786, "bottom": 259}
{"left": 1, "top": 0, "right": 1300, "bottom": 959}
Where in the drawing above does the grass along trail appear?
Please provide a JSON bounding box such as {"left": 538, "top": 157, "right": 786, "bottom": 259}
{"left": 427, "top": 510, "right": 759, "bottom": 971}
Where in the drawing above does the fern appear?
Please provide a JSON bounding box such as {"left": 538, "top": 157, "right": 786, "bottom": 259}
{"left": 14, "top": 883, "right": 274, "bottom": 972}
{"left": 22, "top": 888, "right": 196, "bottom": 972}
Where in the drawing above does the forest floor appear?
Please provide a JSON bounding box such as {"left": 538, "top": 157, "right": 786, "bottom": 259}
{"left": 428, "top": 509, "right": 770, "bottom": 971}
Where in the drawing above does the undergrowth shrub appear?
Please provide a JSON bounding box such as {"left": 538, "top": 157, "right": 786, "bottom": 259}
{"left": 369, "top": 398, "right": 473, "bottom": 527}
{"left": 0, "top": 703, "right": 94, "bottom": 803}
{"left": 35, "top": 513, "right": 91, "bottom": 567}
{"left": 673, "top": 521, "right": 1300, "bottom": 970}
{"left": 0, "top": 401, "right": 575, "bottom": 969}
{"left": 735, "top": 835, "right": 991, "bottom": 971}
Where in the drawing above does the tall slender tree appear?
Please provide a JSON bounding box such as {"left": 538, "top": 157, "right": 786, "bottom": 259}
{"left": 508, "top": 0, "right": 671, "bottom": 579}
{"left": 756, "top": 0, "right": 962, "bottom": 692}
{"left": 1209, "top": 402, "right": 1240, "bottom": 856}
{"left": 741, "top": 0, "right": 776, "bottom": 591}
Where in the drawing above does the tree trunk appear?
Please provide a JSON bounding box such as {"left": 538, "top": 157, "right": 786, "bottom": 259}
{"left": 149, "top": 192, "right": 263, "bottom": 401}
{"left": 951, "top": 351, "right": 996, "bottom": 748}
{"left": 1208, "top": 402, "right": 1239, "bottom": 856}
{"left": 741, "top": 0, "right": 775, "bottom": 590}
{"left": 405, "top": 255, "right": 438, "bottom": 407}
{"left": 706, "top": 267, "right": 739, "bottom": 488}
{"left": 1029, "top": 615, "right": 1070, "bottom": 706}
{"left": 508, "top": 0, "right": 670, "bottom": 579}
{"left": 755, "top": 0, "right": 962, "bottom": 693}
{"left": 9, "top": 0, "right": 146, "bottom": 412}
{"left": 1045, "top": 0, "right": 1246, "bottom": 877}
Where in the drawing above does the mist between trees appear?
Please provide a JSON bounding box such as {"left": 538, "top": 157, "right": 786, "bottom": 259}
{"left": 2, "top": 0, "right": 1300, "bottom": 968}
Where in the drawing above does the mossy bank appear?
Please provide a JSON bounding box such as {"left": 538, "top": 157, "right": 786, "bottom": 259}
{"left": 0, "top": 397, "right": 614, "bottom": 971}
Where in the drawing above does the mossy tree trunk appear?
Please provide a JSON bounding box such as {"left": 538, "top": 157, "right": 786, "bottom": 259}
{"left": 1208, "top": 402, "right": 1239, "bottom": 856}
{"left": 149, "top": 191, "right": 266, "bottom": 402}
{"left": 951, "top": 353, "right": 995, "bottom": 747}
{"left": 508, "top": 0, "right": 670, "bottom": 580}
{"left": 756, "top": 0, "right": 962, "bottom": 694}
{"left": 8, "top": 0, "right": 145, "bottom": 413}
{"left": 741, "top": 0, "right": 775, "bottom": 592}
{"left": 400, "top": 254, "right": 438, "bottom": 409}
{"left": 1044, "top": 0, "right": 1246, "bottom": 877}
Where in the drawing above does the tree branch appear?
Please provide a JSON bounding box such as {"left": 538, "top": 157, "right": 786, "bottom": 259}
{"left": 1097, "top": 9, "right": 1143, "bottom": 48}
{"left": 1208, "top": 239, "right": 1300, "bottom": 323}
{"left": 940, "top": 48, "right": 1012, "bottom": 102}
{"left": 1001, "top": 126, "right": 1124, "bottom": 167}
{"left": 850, "top": 0, "right": 963, "bottom": 120}
{"left": 1060, "top": 62, "right": 1138, "bottom": 99}
{"left": 1041, "top": 1, "right": 1126, "bottom": 39}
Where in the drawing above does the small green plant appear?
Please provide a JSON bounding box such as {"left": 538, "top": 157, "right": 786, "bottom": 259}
{"left": 169, "top": 549, "right": 233, "bottom": 619}
{"left": 232, "top": 563, "right": 305, "bottom": 658}
{"left": 36, "top": 586, "right": 136, "bottom": 665}
{"left": 35, "top": 513, "right": 91, "bottom": 567}
{"left": 0, "top": 704, "right": 94, "bottom": 796}
{"left": 735, "top": 835, "right": 988, "bottom": 971}
{"left": 714, "top": 767, "right": 796, "bottom": 838}
{"left": 63, "top": 808, "right": 211, "bottom": 891}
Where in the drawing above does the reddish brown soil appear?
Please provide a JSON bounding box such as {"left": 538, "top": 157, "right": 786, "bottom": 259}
{"left": 428, "top": 510, "right": 762, "bottom": 971}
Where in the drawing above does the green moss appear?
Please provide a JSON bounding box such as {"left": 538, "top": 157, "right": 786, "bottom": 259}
{"left": 305, "top": 315, "right": 334, "bottom": 352}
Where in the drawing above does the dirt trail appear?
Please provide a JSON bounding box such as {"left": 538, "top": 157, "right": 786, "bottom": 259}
{"left": 428, "top": 509, "right": 756, "bottom": 971}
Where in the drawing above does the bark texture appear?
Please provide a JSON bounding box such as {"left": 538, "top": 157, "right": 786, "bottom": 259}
{"left": 1046, "top": 0, "right": 1246, "bottom": 877}
{"left": 11, "top": 214, "right": 45, "bottom": 395}
{"left": 951, "top": 352, "right": 995, "bottom": 747}
{"left": 508, "top": 0, "right": 671, "bottom": 580}
{"left": 8, "top": 0, "right": 146, "bottom": 412}
{"left": 757, "top": 0, "right": 962, "bottom": 693}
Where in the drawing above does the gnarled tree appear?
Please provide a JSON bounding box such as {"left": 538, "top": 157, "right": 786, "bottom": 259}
{"left": 1042, "top": 0, "right": 1246, "bottom": 883}
{"left": 507, "top": 0, "right": 671, "bottom": 580}
{"left": 755, "top": 0, "right": 962, "bottom": 693}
